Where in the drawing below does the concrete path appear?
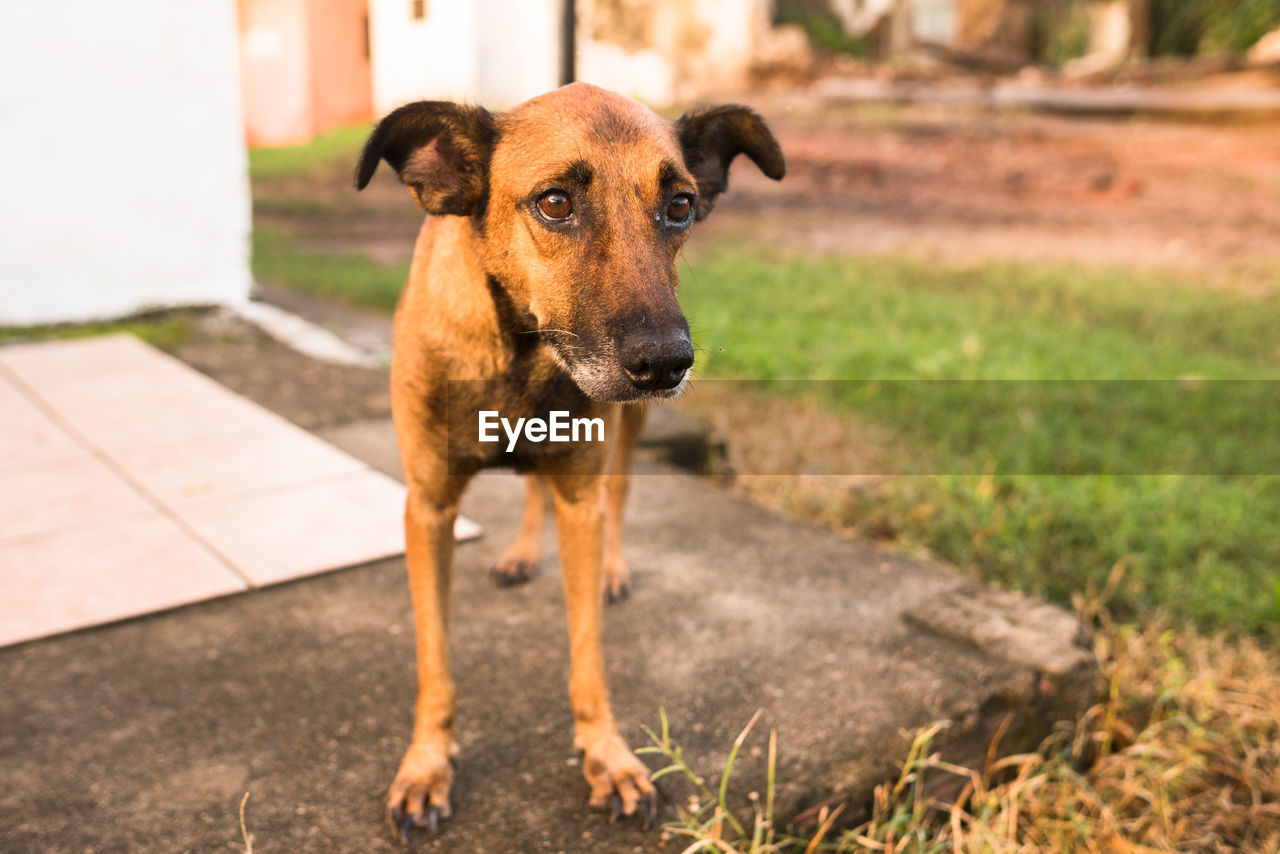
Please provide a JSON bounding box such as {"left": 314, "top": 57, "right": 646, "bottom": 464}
{"left": 0, "top": 318, "right": 1094, "bottom": 853}
{"left": 0, "top": 335, "right": 408, "bottom": 646}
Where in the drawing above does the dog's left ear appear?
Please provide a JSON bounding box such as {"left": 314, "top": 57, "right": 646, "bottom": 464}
{"left": 354, "top": 100, "right": 498, "bottom": 216}
{"left": 675, "top": 105, "right": 785, "bottom": 221}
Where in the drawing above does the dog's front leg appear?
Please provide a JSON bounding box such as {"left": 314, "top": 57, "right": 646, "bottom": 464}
{"left": 544, "top": 470, "right": 657, "bottom": 824}
{"left": 387, "top": 486, "right": 461, "bottom": 840}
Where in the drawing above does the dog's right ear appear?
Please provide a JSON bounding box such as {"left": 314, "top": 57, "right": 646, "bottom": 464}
{"left": 354, "top": 101, "right": 498, "bottom": 216}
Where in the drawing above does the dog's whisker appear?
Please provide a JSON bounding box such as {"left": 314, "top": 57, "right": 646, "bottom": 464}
{"left": 518, "top": 327, "right": 581, "bottom": 339}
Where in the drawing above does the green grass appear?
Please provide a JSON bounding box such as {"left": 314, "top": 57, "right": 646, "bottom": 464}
{"left": 251, "top": 226, "right": 406, "bottom": 311}
{"left": 0, "top": 314, "right": 195, "bottom": 349}
{"left": 680, "top": 251, "right": 1280, "bottom": 377}
{"left": 248, "top": 123, "right": 372, "bottom": 183}
{"left": 678, "top": 247, "right": 1280, "bottom": 633}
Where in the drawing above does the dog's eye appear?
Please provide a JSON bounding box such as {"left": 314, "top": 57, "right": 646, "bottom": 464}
{"left": 667, "top": 194, "right": 693, "bottom": 223}
{"left": 537, "top": 191, "right": 573, "bottom": 221}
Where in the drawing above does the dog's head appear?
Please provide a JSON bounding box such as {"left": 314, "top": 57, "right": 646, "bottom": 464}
{"left": 356, "top": 83, "right": 784, "bottom": 402}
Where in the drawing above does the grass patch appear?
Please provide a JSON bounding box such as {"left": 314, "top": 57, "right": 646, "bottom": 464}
{"left": 680, "top": 250, "right": 1280, "bottom": 377}
{"left": 0, "top": 312, "right": 196, "bottom": 349}
{"left": 646, "top": 598, "right": 1280, "bottom": 851}
{"left": 251, "top": 226, "right": 406, "bottom": 311}
{"left": 248, "top": 123, "right": 371, "bottom": 183}
{"left": 677, "top": 248, "right": 1280, "bottom": 633}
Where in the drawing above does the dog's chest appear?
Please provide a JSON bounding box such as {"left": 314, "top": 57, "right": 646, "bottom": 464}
{"left": 441, "top": 370, "right": 608, "bottom": 474}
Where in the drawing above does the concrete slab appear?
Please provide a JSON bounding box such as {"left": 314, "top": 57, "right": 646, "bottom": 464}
{"left": 3, "top": 337, "right": 284, "bottom": 456}
{"left": 114, "top": 426, "right": 367, "bottom": 507}
{"left": 0, "top": 335, "right": 410, "bottom": 645}
{"left": 0, "top": 454, "right": 153, "bottom": 540}
{"left": 0, "top": 514, "right": 245, "bottom": 648}
{"left": 174, "top": 471, "right": 407, "bottom": 586}
{"left": 0, "top": 378, "right": 83, "bottom": 472}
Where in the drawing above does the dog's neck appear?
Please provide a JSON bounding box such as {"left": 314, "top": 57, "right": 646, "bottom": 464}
{"left": 398, "top": 214, "right": 558, "bottom": 385}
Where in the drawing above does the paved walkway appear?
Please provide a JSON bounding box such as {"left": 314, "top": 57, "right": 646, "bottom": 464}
{"left": 0, "top": 335, "right": 407, "bottom": 646}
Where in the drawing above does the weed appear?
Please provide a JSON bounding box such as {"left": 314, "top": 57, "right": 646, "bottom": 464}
{"left": 646, "top": 596, "right": 1280, "bottom": 852}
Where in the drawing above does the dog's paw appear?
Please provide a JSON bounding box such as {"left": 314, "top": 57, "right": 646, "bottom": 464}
{"left": 602, "top": 558, "right": 631, "bottom": 605}
{"left": 490, "top": 555, "right": 537, "bottom": 587}
{"left": 386, "top": 745, "right": 454, "bottom": 843}
{"left": 580, "top": 733, "right": 657, "bottom": 827}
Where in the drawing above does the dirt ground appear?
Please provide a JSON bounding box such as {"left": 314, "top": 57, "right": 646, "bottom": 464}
{"left": 258, "top": 96, "right": 1280, "bottom": 294}
{"left": 711, "top": 100, "right": 1280, "bottom": 289}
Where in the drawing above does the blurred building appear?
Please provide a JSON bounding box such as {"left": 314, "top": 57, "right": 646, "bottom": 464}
{"left": 0, "top": 2, "right": 252, "bottom": 325}
{"left": 368, "top": 0, "right": 564, "bottom": 113}
{"left": 236, "top": 0, "right": 564, "bottom": 143}
{"left": 830, "top": 0, "right": 1147, "bottom": 66}
{"left": 577, "top": 0, "right": 796, "bottom": 106}
{"left": 238, "top": 0, "right": 798, "bottom": 142}
{"left": 237, "top": 0, "right": 375, "bottom": 146}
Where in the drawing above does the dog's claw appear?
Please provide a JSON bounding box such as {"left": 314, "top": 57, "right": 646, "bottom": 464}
{"left": 390, "top": 806, "right": 411, "bottom": 846}
{"left": 640, "top": 793, "right": 656, "bottom": 829}
{"left": 491, "top": 559, "right": 536, "bottom": 588}
{"left": 401, "top": 814, "right": 414, "bottom": 845}
{"left": 388, "top": 802, "right": 446, "bottom": 844}
{"left": 604, "top": 583, "right": 630, "bottom": 605}
{"left": 609, "top": 792, "right": 623, "bottom": 822}
{"left": 425, "top": 804, "right": 442, "bottom": 836}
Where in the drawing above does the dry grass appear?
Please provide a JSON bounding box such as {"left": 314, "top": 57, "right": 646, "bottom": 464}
{"left": 648, "top": 582, "right": 1280, "bottom": 852}
{"left": 852, "top": 612, "right": 1280, "bottom": 852}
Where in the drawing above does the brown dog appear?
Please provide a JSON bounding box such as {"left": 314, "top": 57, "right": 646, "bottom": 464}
{"left": 355, "top": 82, "right": 783, "bottom": 840}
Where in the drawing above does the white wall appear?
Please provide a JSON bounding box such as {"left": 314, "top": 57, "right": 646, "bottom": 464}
{"left": 0, "top": 1, "right": 253, "bottom": 326}
{"left": 913, "top": 0, "right": 957, "bottom": 43}
{"left": 368, "top": 0, "right": 479, "bottom": 113}
{"left": 369, "top": 0, "right": 562, "bottom": 115}
{"left": 476, "top": 0, "right": 562, "bottom": 108}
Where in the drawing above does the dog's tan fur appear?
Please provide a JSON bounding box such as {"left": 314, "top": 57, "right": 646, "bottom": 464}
{"left": 356, "top": 83, "right": 783, "bottom": 840}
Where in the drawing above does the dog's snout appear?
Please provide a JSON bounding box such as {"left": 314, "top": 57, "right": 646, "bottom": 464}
{"left": 619, "top": 331, "right": 694, "bottom": 392}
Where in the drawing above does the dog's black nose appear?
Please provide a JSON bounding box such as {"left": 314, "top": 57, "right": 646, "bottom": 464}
{"left": 619, "top": 332, "right": 694, "bottom": 391}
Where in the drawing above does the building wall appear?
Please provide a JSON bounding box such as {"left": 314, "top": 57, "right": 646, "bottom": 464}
{"left": 475, "top": 0, "right": 562, "bottom": 107}
{"left": 0, "top": 1, "right": 252, "bottom": 325}
{"left": 369, "top": 0, "right": 562, "bottom": 114}
{"left": 956, "top": 0, "right": 1033, "bottom": 52}
{"left": 577, "top": 0, "right": 773, "bottom": 105}
{"left": 308, "top": 0, "right": 375, "bottom": 132}
{"left": 914, "top": 0, "right": 958, "bottom": 42}
{"left": 238, "top": 0, "right": 313, "bottom": 145}
{"left": 368, "top": 0, "right": 478, "bottom": 113}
